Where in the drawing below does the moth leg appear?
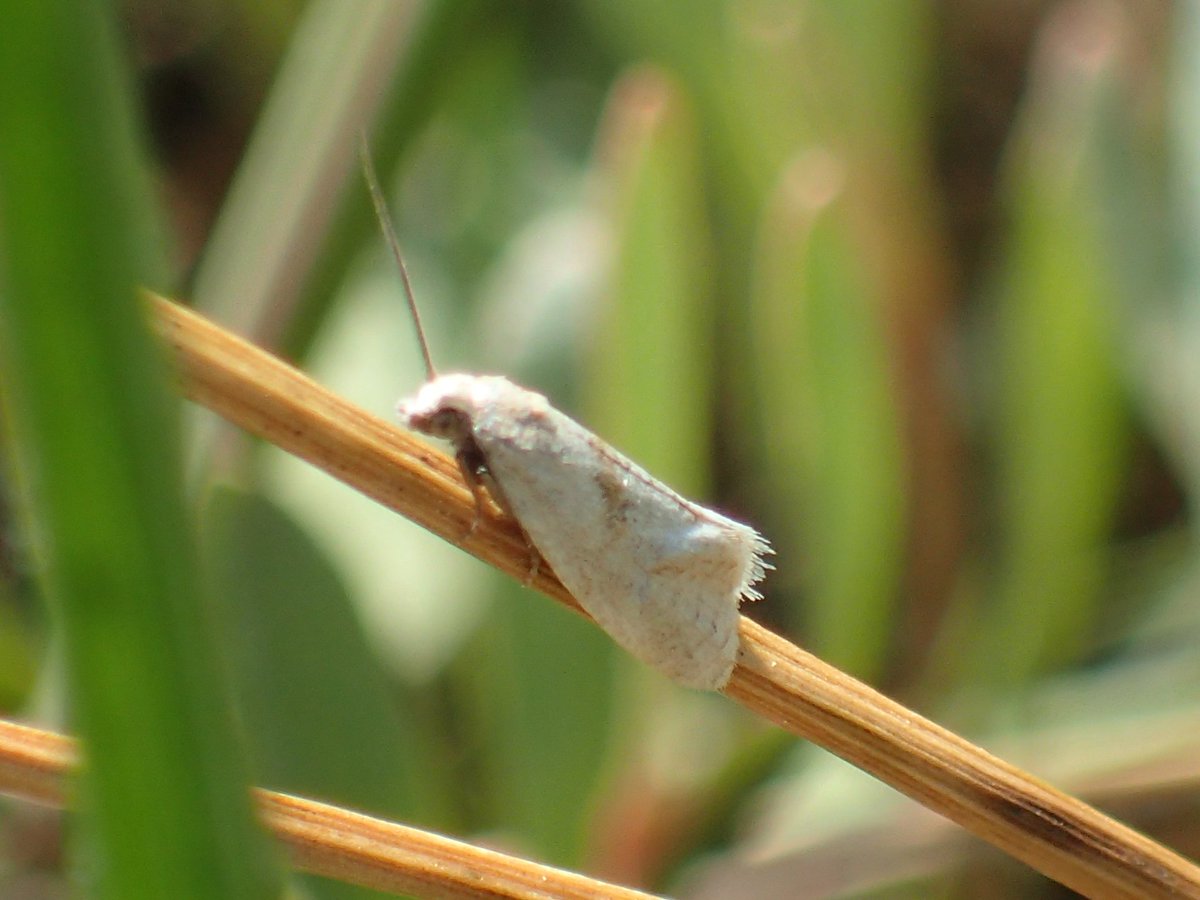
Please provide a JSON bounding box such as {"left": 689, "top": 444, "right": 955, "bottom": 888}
{"left": 454, "top": 441, "right": 541, "bottom": 583}
{"left": 454, "top": 447, "right": 492, "bottom": 539}
{"left": 451, "top": 446, "right": 542, "bottom": 585}
{"left": 518, "top": 533, "right": 543, "bottom": 586}
{"left": 478, "top": 469, "right": 542, "bottom": 585}
{"left": 522, "top": 537, "right": 542, "bottom": 586}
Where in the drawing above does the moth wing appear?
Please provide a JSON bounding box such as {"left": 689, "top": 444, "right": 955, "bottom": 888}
{"left": 474, "top": 399, "right": 764, "bottom": 690}
{"left": 612, "top": 517, "right": 752, "bottom": 689}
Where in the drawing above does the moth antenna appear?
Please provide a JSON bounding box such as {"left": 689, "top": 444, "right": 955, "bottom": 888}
{"left": 358, "top": 131, "right": 437, "bottom": 381}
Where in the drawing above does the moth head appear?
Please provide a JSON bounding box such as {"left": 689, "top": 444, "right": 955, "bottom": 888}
{"left": 397, "top": 373, "right": 491, "bottom": 445}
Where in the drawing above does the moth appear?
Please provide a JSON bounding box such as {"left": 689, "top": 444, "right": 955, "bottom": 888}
{"left": 360, "top": 136, "right": 772, "bottom": 690}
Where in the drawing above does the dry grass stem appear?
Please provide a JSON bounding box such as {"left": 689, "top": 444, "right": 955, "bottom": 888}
{"left": 147, "top": 294, "right": 1200, "bottom": 899}
{"left": 0, "top": 718, "right": 659, "bottom": 899}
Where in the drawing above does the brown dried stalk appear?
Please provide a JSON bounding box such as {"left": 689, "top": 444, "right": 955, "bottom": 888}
{"left": 147, "top": 294, "right": 1200, "bottom": 899}
{"left": 0, "top": 718, "right": 658, "bottom": 899}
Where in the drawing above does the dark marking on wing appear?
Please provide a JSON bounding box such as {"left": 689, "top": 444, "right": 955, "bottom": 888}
{"left": 515, "top": 407, "right": 551, "bottom": 429}
{"left": 594, "top": 466, "right": 634, "bottom": 524}
{"left": 584, "top": 431, "right": 705, "bottom": 523}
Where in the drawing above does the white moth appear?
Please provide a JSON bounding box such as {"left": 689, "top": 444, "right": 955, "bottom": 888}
{"left": 360, "top": 136, "right": 772, "bottom": 690}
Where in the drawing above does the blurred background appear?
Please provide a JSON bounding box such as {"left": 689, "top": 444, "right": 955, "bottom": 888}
{"left": 2, "top": 0, "right": 1199, "bottom": 896}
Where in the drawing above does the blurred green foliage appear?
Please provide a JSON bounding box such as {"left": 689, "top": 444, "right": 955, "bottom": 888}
{"left": 1, "top": 1, "right": 1198, "bottom": 897}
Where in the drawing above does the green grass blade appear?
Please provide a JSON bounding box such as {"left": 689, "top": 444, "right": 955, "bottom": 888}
{"left": 750, "top": 164, "right": 905, "bottom": 679}
{"left": 0, "top": 5, "right": 280, "bottom": 897}
{"left": 986, "top": 21, "right": 1130, "bottom": 685}
{"left": 454, "top": 580, "right": 615, "bottom": 865}
{"left": 190, "top": 0, "right": 430, "bottom": 341}
{"left": 587, "top": 70, "right": 716, "bottom": 495}
{"left": 202, "top": 488, "right": 455, "bottom": 822}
